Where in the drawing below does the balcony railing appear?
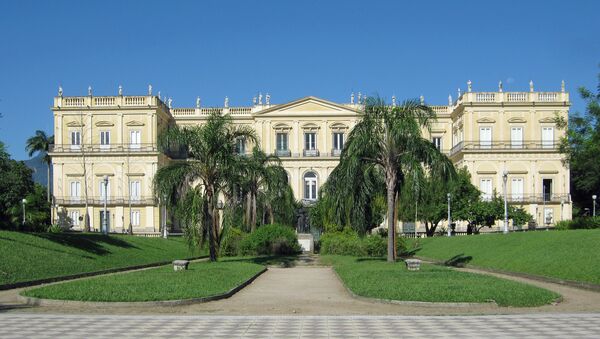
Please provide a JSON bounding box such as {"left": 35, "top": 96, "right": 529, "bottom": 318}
{"left": 50, "top": 143, "right": 158, "bottom": 153}
{"left": 303, "top": 149, "right": 320, "bottom": 157}
{"left": 457, "top": 91, "right": 568, "bottom": 104}
{"left": 55, "top": 95, "right": 160, "bottom": 108}
{"left": 503, "top": 194, "right": 570, "bottom": 204}
{"left": 450, "top": 141, "right": 558, "bottom": 155}
{"left": 275, "top": 149, "right": 291, "bottom": 157}
{"left": 331, "top": 148, "right": 343, "bottom": 156}
{"left": 54, "top": 196, "right": 157, "bottom": 206}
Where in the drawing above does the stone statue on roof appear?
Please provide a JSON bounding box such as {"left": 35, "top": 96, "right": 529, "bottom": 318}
{"left": 148, "top": 84, "right": 152, "bottom": 96}
{"left": 118, "top": 85, "right": 123, "bottom": 96}
{"left": 224, "top": 96, "right": 229, "bottom": 108}
{"left": 467, "top": 80, "right": 472, "bottom": 92}
{"left": 196, "top": 96, "right": 201, "bottom": 108}
{"left": 530, "top": 80, "right": 534, "bottom": 92}
{"left": 266, "top": 93, "right": 270, "bottom": 105}
{"left": 350, "top": 92, "right": 355, "bottom": 104}
{"left": 88, "top": 86, "right": 92, "bottom": 96}
{"left": 58, "top": 85, "right": 63, "bottom": 97}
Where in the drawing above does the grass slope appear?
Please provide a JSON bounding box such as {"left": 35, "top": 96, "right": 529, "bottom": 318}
{"left": 22, "top": 261, "right": 264, "bottom": 302}
{"left": 413, "top": 230, "right": 600, "bottom": 285}
{"left": 0, "top": 231, "right": 200, "bottom": 285}
{"left": 322, "top": 256, "right": 559, "bottom": 307}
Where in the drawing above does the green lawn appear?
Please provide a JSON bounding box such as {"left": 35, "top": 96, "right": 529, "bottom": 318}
{"left": 0, "top": 231, "right": 201, "bottom": 286}
{"left": 21, "top": 260, "right": 264, "bottom": 302}
{"left": 411, "top": 230, "right": 600, "bottom": 285}
{"left": 321, "top": 255, "right": 560, "bottom": 307}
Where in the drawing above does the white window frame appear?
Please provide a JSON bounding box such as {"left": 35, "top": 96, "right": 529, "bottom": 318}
{"left": 129, "top": 180, "right": 141, "bottom": 201}
{"left": 70, "top": 181, "right": 81, "bottom": 201}
{"left": 70, "top": 131, "right": 81, "bottom": 150}
{"left": 333, "top": 132, "right": 344, "bottom": 151}
{"left": 541, "top": 127, "right": 554, "bottom": 148}
{"left": 544, "top": 208, "right": 554, "bottom": 225}
{"left": 235, "top": 137, "right": 246, "bottom": 154}
{"left": 480, "top": 178, "right": 493, "bottom": 201}
{"left": 511, "top": 178, "right": 524, "bottom": 202}
{"left": 99, "top": 179, "right": 110, "bottom": 200}
{"left": 70, "top": 210, "right": 80, "bottom": 226}
{"left": 479, "top": 127, "right": 492, "bottom": 149}
{"left": 432, "top": 137, "right": 442, "bottom": 151}
{"left": 100, "top": 130, "right": 110, "bottom": 150}
{"left": 304, "top": 132, "right": 316, "bottom": 151}
{"left": 304, "top": 172, "right": 318, "bottom": 201}
{"left": 510, "top": 127, "right": 523, "bottom": 149}
{"left": 130, "top": 130, "right": 141, "bottom": 149}
{"left": 131, "top": 210, "right": 141, "bottom": 226}
{"left": 276, "top": 133, "right": 288, "bottom": 151}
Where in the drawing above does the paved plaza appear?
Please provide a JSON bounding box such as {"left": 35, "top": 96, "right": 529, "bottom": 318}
{"left": 1, "top": 313, "right": 599, "bottom": 338}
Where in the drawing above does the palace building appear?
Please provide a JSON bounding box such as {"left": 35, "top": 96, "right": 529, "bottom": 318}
{"left": 49, "top": 81, "right": 571, "bottom": 234}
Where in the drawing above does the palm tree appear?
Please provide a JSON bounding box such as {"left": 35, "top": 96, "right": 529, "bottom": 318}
{"left": 154, "top": 112, "right": 256, "bottom": 262}
{"left": 340, "top": 97, "right": 455, "bottom": 262}
{"left": 26, "top": 130, "right": 55, "bottom": 202}
{"left": 240, "top": 147, "right": 288, "bottom": 231}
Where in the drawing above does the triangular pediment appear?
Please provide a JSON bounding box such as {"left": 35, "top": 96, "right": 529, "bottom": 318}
{"left": 66, "top": 121, "right": 84, "bottom": 127}
{"left": 126, "top": 120, "right": 145, "bottom": 126}
{"left": 539, "top": 117, "right": 556, "bottom": 123}
{"left": 254, "top": 96, "right": 360, "bottom": 117}
{"left": 508, "top": 117, "right": 527, "bottom": 123}
{"left": 95, "top": 121, "right": 114, "bottom": 127}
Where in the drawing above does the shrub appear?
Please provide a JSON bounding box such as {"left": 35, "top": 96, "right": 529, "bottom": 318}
{"left": 555, "top": 217, "right": 600, "bottom": 230}
{"left": 320, "top": 229, "right": 421, "bottom": 257}
{"left": 220, "top": 227, "right": 248, "bottom": 256}
{"left": 239, "top": 223, "right": 301, "bottom": 256}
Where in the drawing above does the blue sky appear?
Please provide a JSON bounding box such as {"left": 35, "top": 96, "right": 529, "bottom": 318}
{"left": 1, "top": 0, "right": 598, "bottom": 160}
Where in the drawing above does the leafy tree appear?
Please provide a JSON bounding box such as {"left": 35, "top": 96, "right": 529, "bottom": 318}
{"left": 333, "top": 97, "right": 455, "bottom": 261}
{"left": 456, "top": 192, "right": 533, "bottom": 233}
{"left": 25, "top": 130, "right": 54, "bottom": 202}
{"left": 154, "top": 113, "right": 256, "bottom": 261}
{"left": 556, "top": 69, "right": 600, "bottom": 214}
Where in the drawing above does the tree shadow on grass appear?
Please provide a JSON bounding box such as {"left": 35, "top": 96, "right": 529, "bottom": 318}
{"left": 32, "top": 232, "right": 139, "bottom": 256}
{"left": 223, "top": 255, "right": 299, "bottom": 268}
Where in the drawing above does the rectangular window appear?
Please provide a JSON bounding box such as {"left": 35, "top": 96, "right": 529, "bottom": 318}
{"left": 544, "top": 208, "right": 554, "bottom": 225}
{"left": 511, "top": 178, "right": 524, "bottom": 202}
{"left": 130, "top": 180, "right": 141, "bottom": 201}
{"left": 304, "top": 132, "right": 316, "bottom": 150}
{"left": 70, "top": 210, "right": 80, "bottom": 226}
{"left": 432, "top": 137, "right": 442, "bottom": 151}
{"left": 542, "top": 127, "right": 554, "bottom": 148}
{"left": 100, "top": 131, "right": 110, "bottom": 149}
{"left": 479, "top": 127, "right": 492, "bottom": 149}
{"left": 100, "top": 210, "right": 110, "bottom": 232}
{"left": 480, "top": 178, "right": 493, "bottom": 201}
{"left": 542, "top": 178, "right": 553, "bottom": 202}
{"left": 333, "top": 133, "right": 344, "bottom": 150}
{"left": 131, "top": 210, "right": 140, "bottom": 226}
{"left": 70, "top": 181, "right": 81, "bottom": 200}
{"left": 276, "top": 133, "right": 288, "bottom": 151}
{"left": 235, "top": 137, "right": 246, "bottom": 154}
{"left": 511, "top": 127, "right": 523, "bottom": 149}
{"left": 70, "top": 131, "right": 81, "bottom": 150}
{"left": 99, "top": 179, "right": 110, "bottom": 200}
{"left": 130, "top": 130, "right": 141, "bottom": 149}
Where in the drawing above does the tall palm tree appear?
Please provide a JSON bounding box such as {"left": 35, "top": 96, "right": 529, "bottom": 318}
{"left": 341, "top": 97, "right": 455, "bottom": 262}
{"left": 154, "top": 112, "right": 256, "bottom": 261}
{"left": 26, "top": 130, "right": 55, "bottom": 202}
{"left": 240, "top": 147, "right": 288, "bottom": 231}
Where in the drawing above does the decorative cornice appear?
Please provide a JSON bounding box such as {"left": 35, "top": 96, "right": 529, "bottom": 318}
{"left": 126, "top": 120, "right": 145, "bottom": 126}
{"left": 95, "top": 121, "right": 114, "bottom": 127}
{"left": 508, "top": 117, "right": 527, "bottom": 123}
{"left": 66, "top": 121, "right": 84, "bottom": 127}
{"left": 476, "top": 117, "right": 496, "bottom": 123}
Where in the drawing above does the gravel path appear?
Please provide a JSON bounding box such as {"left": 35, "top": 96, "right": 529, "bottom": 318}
{"left": 1, "top": 255, "right": 600, "bottom": 315}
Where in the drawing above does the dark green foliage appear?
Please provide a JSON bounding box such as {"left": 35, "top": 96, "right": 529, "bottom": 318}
{"left": 556, "top": 70, "right": 600, "bottom": 214}
{"left": 555, "top": 217, "right": 600, "bottom": 230}
{"left": 319, "top": 229, "right": 419, "bottom": 257}
{"left": 0, "top": 231, "right": 196, "bottom": 285}
{"left": 219, "top": 227, "right": 249, "bottom": 256}
{"left": 238, "top": 224, "right": 301, "bottom": 255}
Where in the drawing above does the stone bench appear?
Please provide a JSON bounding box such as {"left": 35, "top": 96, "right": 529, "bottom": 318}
{"left": 173, "top": 260, "right": 190, "bottom": 271}
{"left": 404, "top": 259, "right": 421, "bottom": 271}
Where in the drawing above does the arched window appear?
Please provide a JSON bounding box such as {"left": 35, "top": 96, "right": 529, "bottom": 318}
{"left": 304, "top": 172, "right": 318, "bottom": 200}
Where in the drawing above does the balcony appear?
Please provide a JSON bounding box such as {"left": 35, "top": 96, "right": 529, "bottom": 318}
{"left": 457, "top": 91, "right": 569, "bottom": 105}
{"left": 50, "top": 143, "right": 158, "bottom": 154}
{"left": 303, "top": 149, "right": 320, "bottom": 157}
{"left": 54, "top": 196, "right": 157, "bottom": 206}
{"left": 331, "top": 148, "right": 343, "bottom": 156}
{"left": 504, "top": 194, "right": 570, "bottom": 204}
{"left": 275, "top": 149, "right": 291, "bottom": 157}
{"left": 55, "top": 95, "right": 161, "bottom": 109}
{"left": 450, "top": 141, "right": 558, "bottom": 156}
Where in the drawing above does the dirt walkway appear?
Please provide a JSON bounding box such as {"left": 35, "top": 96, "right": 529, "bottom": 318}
{"left": 2, "top": 255, "right": 600, "bottom": 316}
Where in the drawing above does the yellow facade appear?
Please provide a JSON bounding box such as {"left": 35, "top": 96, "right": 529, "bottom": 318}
{"left": 50, "top": 83, "right": 571, "bottom": 233}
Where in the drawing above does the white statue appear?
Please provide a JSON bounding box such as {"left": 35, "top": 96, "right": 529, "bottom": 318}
{"left": 448, "top": 94, "right": 453, "bottom": 106}
{"left": 498, "top": 81, "right": 503, "bottom": 92}
{"left": 392, "top": 95, "right": 396, "bottom": 107}
{"left": 168, "top": 97, "right": 172, "bottom": 108}
{"left": 258, "top": 92, "right": 263, "bottom": 105}
{"left": 529, "top": 80, "right": 534, "bottom": 92}
{"left": 88, "top": 86, "right": 92, "bottom": 96}
{"left": 357, "top": 92, "right": 362, "bottom": 104}
{"left": 266, "top": 93, "right": 270, "bottom": 105}
{"left": 253, "top": 96, "right": 257, "bottom": 105}
{"left": 158, "top": 91, "right": 161, "bottom": 98}
{"left": 196, "top": 96, "right": 201, "bottom": 108}
{"left": 148, "top": 84, "right": 152, "bottom": 96}
{"left": 420, "top": 95, "right": 424, "bottom": 105}
{"left": 561, "top": 80, "right": 565, "bottom": 93}
{"left": 58, "top": 85, "right": 63, "bottom": 97}
{"left": 457, "top": 88, "right": 461, "bottom": 98}
{"left": 467, "top": 80, "right": 472, "bottom": 92}
{"left": 118, "top": 85, "right": 123, "bottom": 96}
{"left": 350, "top": 92, "right": 355, "bottom": 104}
{"left": 224, "top": 96, "right": 229, "bottom": 108}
